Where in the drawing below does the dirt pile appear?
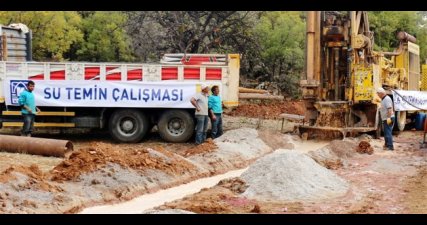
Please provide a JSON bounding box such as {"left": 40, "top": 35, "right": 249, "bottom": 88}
{"left": 0, "top": 165, "right": 60, "bottom": 192}
{"left": 187, "top": 128, "right": 272, "bottom": 173}
{"left": 240, "top": 150, "right": 349, "bottom": 202}
{"left": 183, "top": 139, "right": 217, "bottom": 156}
{"left": 50, "top": 142, "right": 196, "bottom": 181}
{"left": 257, "top": 130, "right": 295, "bottom": 150}
{"left": 227, "top": 100, "right": 305, "bottom": 119}
{"left": 217, "top": 178, "right": 248, "bottom": 194}
{"left": 328, "top": 140, "right": 357, "bottom": 158}
{"left": 356, "top": 141, "right": 374, "bottom": 155}
{"left": 159, "top": 187, "right": 259, "bottom": 214}
{"left": 307, "top": 140, "right": 357, "bottom": 170}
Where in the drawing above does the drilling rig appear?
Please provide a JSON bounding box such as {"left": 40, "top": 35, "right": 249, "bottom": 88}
{"left": 299, "top": 11, "right": 421, "bottom": 139}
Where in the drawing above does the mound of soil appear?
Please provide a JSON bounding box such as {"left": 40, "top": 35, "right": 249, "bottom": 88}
{"left": 356, "top": 141, "right": 374, "bottom": 155}
{"left": 227, "top": 100, "right": 305, "bottom": 119}
{"left": 50, "top": 142, "right": 196, "bottom": 181}
{"left": 0, "top": 164, "right": 60, "bottom": 192}
{"left": 308, "top": 140, "right": 357, "bottom": 170}
{"left": 183, "top": 139, "right": 218, "bottom": 156}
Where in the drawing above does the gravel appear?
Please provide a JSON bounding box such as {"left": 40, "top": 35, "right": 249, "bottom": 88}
{"left": 188, "top": 128, "right": 273, "bottom": 172}
{"left": 240, "top": 150, "right": 349, "bottom": 202}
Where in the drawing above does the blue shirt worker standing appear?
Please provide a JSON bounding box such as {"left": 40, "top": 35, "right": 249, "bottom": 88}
{"left": 18, "top": 80, "right": 41, "bottom": 137}
{"left": 208, "top": 85, "right": 223, "bottom": 139}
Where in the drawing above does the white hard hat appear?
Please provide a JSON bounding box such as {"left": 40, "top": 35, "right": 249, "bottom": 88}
{"left": 201, "top": 84, "right": 209, "bottom": 90}
{"left": 376, "top": 87, "right": 386, "bottom": 93}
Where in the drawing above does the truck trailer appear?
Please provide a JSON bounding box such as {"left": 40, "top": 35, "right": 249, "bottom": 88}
{"left": 0, "top": 23, "right": 240, "bottom": 143}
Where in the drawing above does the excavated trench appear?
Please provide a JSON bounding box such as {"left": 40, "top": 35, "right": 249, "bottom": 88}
{"left": 79, "top": 139, "right": 329, "bottom": 214}
{"left": 80, "top": 168, "right": 248, "bottom": 214}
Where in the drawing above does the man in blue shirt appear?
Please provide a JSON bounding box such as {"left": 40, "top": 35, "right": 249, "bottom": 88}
{"left": 18, "top": 80, "right": 40, "bottom": 137}
{"left": 208, "top": 85, "right": 223, "bottom": 139}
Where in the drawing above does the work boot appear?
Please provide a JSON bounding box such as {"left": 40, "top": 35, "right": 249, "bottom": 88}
{"left": 26, "top": 133, "right": 31, "bottom": 137}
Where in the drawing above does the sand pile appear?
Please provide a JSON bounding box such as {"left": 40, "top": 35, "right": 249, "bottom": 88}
{"left": 240, "top": 151, "right": 349, "bottom": 201}
{"left": 187, "top": 128, "right": 273, "bottom": 172}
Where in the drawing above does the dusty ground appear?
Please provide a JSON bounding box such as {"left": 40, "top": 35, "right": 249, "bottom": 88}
{"left": 154, "top": 131, "right": 427, "bottom": 214}
{"left": 1, "top": 100, "right": 427, "bottom": 214}
{"left": 0, "top": 111, "right": 294, "bottom": 213}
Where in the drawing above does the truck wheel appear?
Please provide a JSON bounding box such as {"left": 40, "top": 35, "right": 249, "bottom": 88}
{"left": 395, "top": 111, "right": 406, "bottom": 131}
{"left": 158, "top": 110, "right": 194, "bottom": 143}
{"left": 109, "top": 109, "right": 149, "bottom": 143}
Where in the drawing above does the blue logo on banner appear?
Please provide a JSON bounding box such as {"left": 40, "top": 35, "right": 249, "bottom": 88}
{"left": 9, "top": 80, "right": 29, "bottom": 105}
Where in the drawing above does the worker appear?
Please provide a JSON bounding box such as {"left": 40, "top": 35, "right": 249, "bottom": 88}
{"left": 208, "top": 85, "right": 223, "bottom": 139}
{"left": 376, "top": 87, "right": 395, "bottom": 150}
{"left": 18, "top": 80, "right": 41, "bottom": 137}
{"left": 190, "top": 84, "right": 210, "bottom": 145}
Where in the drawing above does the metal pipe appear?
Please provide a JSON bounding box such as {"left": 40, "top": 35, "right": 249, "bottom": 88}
{"left": 383, "top": 31, "right": 416, "bottom": 56}
{"left": 397, "top": 31, "right": 416, "bottom": 43}
{"left": 382, "top": 43, "right": 404, "bottom": 56}
{"left": 334, "top": 47, "right": 340, "bottom": 100}
{"left": 0, "top": 135, "right": 73, "bottom": 158}
{"left": 306, "top": 11, "right": 316, "bottom": 80}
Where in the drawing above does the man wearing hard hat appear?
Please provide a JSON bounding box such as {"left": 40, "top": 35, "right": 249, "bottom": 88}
{"left": 376, "top": 87, "right": 395, "bottom": 151}
{"left": 190, "top": 84, "right": 210, "bottom": 145}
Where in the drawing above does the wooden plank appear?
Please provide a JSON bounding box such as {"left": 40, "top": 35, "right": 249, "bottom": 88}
{"left": 239, "top": 93, "right": 284, "bottom": 100}
{"left": 2, "top": 122, "right": 75, "bottom": 127}
{"left": 238, "top": 87, "right": 268, "bottom": 94}
{"left": 2, "top": 111, "right": 75, "bottom": 116}
{"left": 278, "top": 113, "right": 305, "bottom": 121}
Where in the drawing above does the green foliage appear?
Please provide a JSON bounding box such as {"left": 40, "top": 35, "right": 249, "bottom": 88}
{"left": 253, "top": 11, "right": 305, "bottom": 97}
{"left": 75, "top": 12, "right": 134, "bottom": 62}
{"left": 368, "top": 11, "right": 427, "bottom": 62}
{"left": 0, "top": 11, "right": 83, "bottom": 61}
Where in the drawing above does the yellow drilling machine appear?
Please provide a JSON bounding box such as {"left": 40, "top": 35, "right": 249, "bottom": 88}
{"left": 299, "top": 11, "right": 421, "bottom": 139}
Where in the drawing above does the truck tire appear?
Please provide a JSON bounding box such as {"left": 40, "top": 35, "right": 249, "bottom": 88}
{"left": 395, "top": 111, "right": 406, "bottom": 132}
{"left": 158, "top": 110, "right": 194, "bottom": 143}
{"left": 109, "top": 109, "right": 149, "bottom": 143}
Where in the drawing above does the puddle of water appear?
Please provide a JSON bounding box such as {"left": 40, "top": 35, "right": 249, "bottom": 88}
{"left": 291, "top": 140, "right": 329, "bottom": 153}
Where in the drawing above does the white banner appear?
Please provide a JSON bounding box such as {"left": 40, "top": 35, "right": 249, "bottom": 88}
{"left": 4, "top": 80, "right": 220, "bottom": 108}
{"left": 393, "top": 90, "right": 427, "bottom": 111}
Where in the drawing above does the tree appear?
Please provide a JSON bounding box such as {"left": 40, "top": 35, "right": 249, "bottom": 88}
{"left": 0, "top": 11, "right": 83, "bottom": 61}
{"left": 75, "top": 11, "right": 134, "bottom": 62}
{"left": 253, "top": 11, "right": 305, "bottom": 97}
{"left": 368, "top": 11, "right": 427, "bottom": 62}
{"left": 126, "top": 11, "right": 260, "bottom": 62}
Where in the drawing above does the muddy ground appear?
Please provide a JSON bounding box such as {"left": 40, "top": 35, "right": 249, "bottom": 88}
{"left": 1, "top": 100, "right": 427, "bottom": 214}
